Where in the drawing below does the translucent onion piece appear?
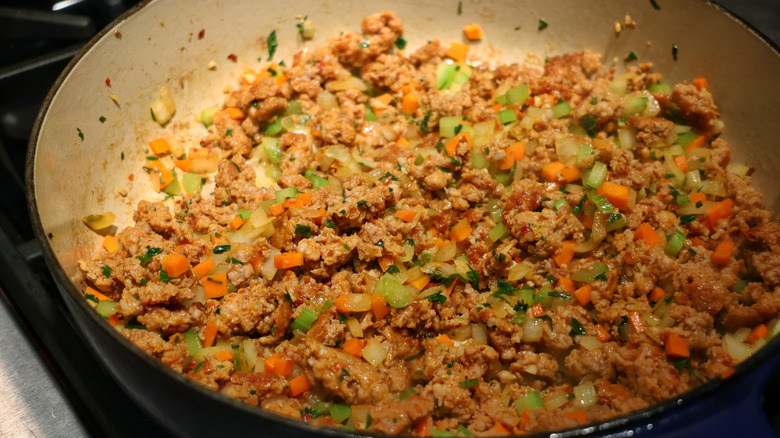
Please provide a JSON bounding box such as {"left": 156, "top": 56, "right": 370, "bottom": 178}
{"left": 522, "top": 317, "right": 543, "bottom": 342}
{"left": 362, "top": 339, "right": 387, "bottom": 367}
{"left": 330, "top": 76, "right": 367, "bottom": 91}
{"left": 555, "top": 135, "right": 580, "bottom": 167}
{"left": 317, "top": 91, "right": 339, "bottom": 110}
{"left": 573, "top": 381, "right": 597, "bottom": 408}
{"left": 575, "top": 213, "right": 606, "bottom": 253}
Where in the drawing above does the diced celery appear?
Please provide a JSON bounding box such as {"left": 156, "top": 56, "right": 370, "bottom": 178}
{"left": 609, "top": 79, "right": 628, "bottom": 95}
{"left": 200, "top": 106, "right": 219, "bottom": 127}
{"left": 436, "top": 63, "right": 458, "bottom": 90}
{"left": 577, "top": 144, "right": 593, "bottom": 167}
{"left": 505, "top": 83, "right": 529, "bottom": 106}
{"left": 304, "top": 169, "right": 330, "bottom": 189}
{"left": 265, "top": 164, "right": 282, "bottom": 182}
{"left": 493, "top": 172, "right": 511, "bottom": 186}
{"left": 535, "top": 285, "right": 553, "bottom": 308}
{"left": 606, "top": 213, "right": 628, "bottom": 231}
{"left": 514, "top": 391, "right": 543, "bottom": 414}
{"left": 623, "top": 96, "right": 648, "bottom": 116}
{"left": 375, "top": 274, "right": 410, "bottom": 308}
{"left": 584, "top": 161, "right": 607, "bottom": 189}
{"left": 364, "top": 104, "right": 377, "bottom": 121}
{"left": 439, "top": 116, "right": 463, "bottom": 137}
{"left": 285, "top": 100, "right": 303, "bottom": 115}
{"left": 291, "top": 308, "right": 318, "bottom": 332}
{"left": 488, "top": 222, "right": 508, "bottom": 243}
{"left": 665, "top": 229, "right": 686, "bottom": 256}
{"left": 262, "top": 137, "right": 283, "bottom": 164}
{"left": 551, "top": 101, "right": 571, "bottom": 119}
{"left": 735, "top": 278, "right": 747, "bottom": 294}
{"left": 497, "top": 109, "right": 518, "bottom": 124}
{"left": 313, "top": 401, "right": 330, "bottom": 417}
{"left": 275, "top": 187, "right": 298, "bottom": 203}
{"left": 183, "top": 330, "right": 203, "bottom": 356}
{"left": 571, "top": 262, "right": 609, "bottom": 284}
{"left": 432, "top": 430, "right": 454, "bottom": 437}
{"left": 399, "top": 388, "right": 416, "bottom": 400}
{"left": 553, "top": 198, "right": 569, "bottom": 210}
{"left": 183, "top": 172, "right": 204, "bottom": 193}
{"left": 329, "top": 404, "right": 352, "bottom": 424}
{"left": 589, "top": 193, "right": 614, "bottom": 214}
{"left": 237, "top": 209, "right": 252, "bottom": 221}
{"left": 96, "top": 300, "right": 118, "bottom": 318}
{"left": 163, "top": 175, "right": 183, "bottom": 196}
{"left": 264, "top": 117, "right": 284, "bottom": 136}
{"left": 510, "top": 312, "right": 527, "bottom": 325}
{"left": 260, "top": 199, "right": 278, "bottom": 212}
{"left": 452, "top": 71, "right": 470, "bottom": 86}
{"left": 647, "top": 82, "right": 671, "bottom": 94}
{"left": 489, "top": 207, "right": 503, "bottom": 224}
{"left": 676, "top": 131, "right": 698, "bottom": 148}
{"left": 471, "top": 148, "right": 489, "bottom": 169}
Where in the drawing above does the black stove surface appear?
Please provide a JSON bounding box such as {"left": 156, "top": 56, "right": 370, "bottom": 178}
{"left": 1, "top": 1, "right": 780, "bottom": 437}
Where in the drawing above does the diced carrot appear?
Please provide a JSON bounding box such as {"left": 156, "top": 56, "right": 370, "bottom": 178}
{"left": 265, "top": 353, "right": 294, "bottom": 376}
{"left": 203, "top": 318, "right": 218, "bottom": 347}
{"left": 408, "top": 274, "right": 430, "bottom": 291}
{"left": 664, "top": 334, "right": 690, "bottom": 358}
{"left": 491, "top": 423, "right": 511, "bottom": 436}
{"left": 282, "top": 198, "right": 298, "bottom": 209}
{"left": 296, "top": 192, "right": 312, "bottom": 206}
{"left": 573, "top": 284, "right": 592, "bottom": 306}
{"left": 595, "top": 324, "right": 612, "bottom": 342}
{"left": 433, "top": 238, "right": 449, "bottom": 248}
{"left": 223, "top": 106, "right": 245, "bottom": 121}
{"left": 107, "top": 314, "right": 120, "bottom": 327}
{"left": 530, "top": 303, "right": 545, "bottom": 317}
{"left": 162, "top": 253, "right": 190, "bottom": 278}
{"left": 375, "top": 93, "right": 394, "bottom": 106}
{"left": 174, "top": 158, "right": 191, "bottom": 172}
{"left": 312, "top": 208, "right": 327, "bottom": 226}
{"left": 581, "top": 213, "right": 594, "bottom": 230}
{"left": 413, "top": 416, "right": 433, "bottom": 437}
{"left": 542, "top": 161, "right": 580, "bottom": 183}
{"left": 463, "top": 23, "right": 484, "bottom": 40}
{"left": 148, "top": 137, "right": 171, "bottom": 155}
{"left": 203, "top": 272, "right": 228, "bottom": 299}
{"left": 564, "top": 410, "right": 588, "bottom": 425}
{"left": 450, "top": 219, "right": 472, "bottom": 242}
{"left": 628, "top": 311, "right": 645, "bottom": 333}
{"left": 689, "top": 192, "right": 707, "bottom": 204}
{"left": 84, "top": 286, "right": 112, "bottom": 302}
{"left": 499, "top": 141, "right": 526, "bottom": 170}
{"left": 128, "top": 174, "right": 134, "bottom": 181}
{"left": 169, "top": 333, "right": 184, "bottom": 343}
{"left": 394, "top": 209, "right": 417, "bottom": 222}
{"left": 248, "top": 252, "right": 264, "bottom": 274}
{"left": 268, "top": 203, "right": 285, "bottom": 216}
{"left": 649, "top": 286, "right": 666, "bottom": 302}
{"left": 553, "top": 240, "right": 576, "bottom": 267}
{"left": 288, "top": 373, "right": 310, "bottom": 397}
{"left": 342, "top": 338, "right": 365, "bottom": 357}
{"left": 711, "top": 238, "right": 734, "bottom": 265}
{"left": 397, "top": 138, "right": 410, "bottom": 148}
{"left": 274, "top": 74, "right": 288, "bottom": 86}
{"left": 597, "top": 181, "right": 631, "bottom": 211}
{"left": 435, "top": 334, "right": 455, "bottom": 347}
{"left": 705, "top": 198, "right": 733, "bottom": 229}
{"left": 377, "top": 256, "right": 394, "bottom": 272}
{"left": 693, "top": 77, "right": 708, "bottom": 90}
{"left": 215, "top": 350, "right": 234, "bottom": 362}
{"left": 229, "top": 216, "right": 245, "bottom": 230}
{"left": 557, "top": 277, "right": 575, "bottom": 293}
{"left": 371, "top": 293, "right": 391, "bottom": 320}
{"left": 685, "top": 135, "right": 707, "bottom": 153}
{"left": 673, "top": 155, "right": 689, "bottom": 173}
{"left": 746, "top": 323, "right": 769, "bottom": 344}
{"left": 691, "top": 237, "right": 705, "bottom": 247}
{"left": 492, "top": 103, "right": 503, "bottom": 113}
{"left": 192, "top": 258, "right": 215, "bottom": 279}
{"left": 102, "top": 235, "right": 119, "bottom": 252}
{"left": 211, "top": 234, "right": 229, "bottom": 246}
{"left": 402, "top": 92, "right": 419, "bottom": 114}
{"left": 401, "top": 84, "right": 415, "bottom": 95}
{"left": 445, "top": 131, "right": 473, "bottom": 156}
{"left": 274, "top": 252, "right": 304, "bottom": 269}
{"left": 721, "top": 367, "right": 736, "bottom": 379}
{"left": 446, "top": 42, "right": 470, "bottom": 62}
{"left": 146, "top": 160, "right": 174, "bottom": 190}
{"left": 312, "top": 129, "right": 322, "bottom": 138}
{"left": 634, "top": 223, "right": 662, "bottom": 248}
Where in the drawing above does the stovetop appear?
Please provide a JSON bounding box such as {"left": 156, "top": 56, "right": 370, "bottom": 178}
{"left": 1, "top": 1, "right": 780, "bottom": 437}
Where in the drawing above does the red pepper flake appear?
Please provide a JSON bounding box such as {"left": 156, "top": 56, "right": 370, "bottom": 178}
{"left": 105, "top": 77, "right": 111, "bottom": 86}
{"left": 114, "top": 29, "right": 122, "bottom": 38}
{"left": 128, "top": 174, "right": 134, "bottom": 181}
{"left": 227, "top": 53, "right": 238, "bottom": 62}
{"left": 520, "top": 224, "right": 531, "bottom": 235}
{"left": 198, "top": 29, "right": 205, "bottom": 39}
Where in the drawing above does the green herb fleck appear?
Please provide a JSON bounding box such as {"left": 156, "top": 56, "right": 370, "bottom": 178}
{"left": 624, "top": 50, "right": 638, "bottom": 62}
{"left": 213, "top": 244, "right": 231, "bottom": 254}
{"left": 394, "top": 35, "right": 407, "bottom": 50}
{"left": 99, "top": 116, "right": 106, "bottom": 123}
{"left": 101, "top": 265, "right": 112, "bottom": 278}
{"left": 535, "top": 315, "right": 553, "bottom": 330}
{"left": 77, "top": 127, "right": 84, "bottom": 140}
{"left": 672, "top": 44, "right": 678, "bottom": 61}
{"left": 569, "top": 318, "right": 586, "bottom": 337}
{"left": 538, "top": 19, "right": 548, "bottom": 30}
{"left": 295, "top": 224, "right": 312, "bottom": 237}
{"left": 267, "top": 30, "right": 278, "bottom": 61}
{"left": 458, "top": 378, "right": 478, "bottom": 388}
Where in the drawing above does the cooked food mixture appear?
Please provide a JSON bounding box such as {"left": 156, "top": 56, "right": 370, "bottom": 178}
{"left": 79, "top": 12, "right": 780, "bottom": 435}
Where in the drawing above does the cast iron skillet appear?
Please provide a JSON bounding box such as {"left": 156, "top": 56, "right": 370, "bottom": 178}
{"left": 26, "top": 0, "right": 780, "bottom": 436}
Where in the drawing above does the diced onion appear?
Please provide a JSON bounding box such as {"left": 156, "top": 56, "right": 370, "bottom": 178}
{"left": 522, "top": 317, "right": 543, "bottom": 342}
{"left": 243, "top": 338, "right": 258, "bottom": 371}
{"left": 362, "top": 339, "right": 387, "bottom": 367}
{"left": 555, "top": 135, "right": 580, "bottom": 167}
{"left": 578, "top": 335, "right": 602, "bottom": 351}
{"left": 700, "top": 179, "right": 726, "bottom": 197}
{"left": 573, "top": 381, "right": 597, "bottom": 408}
{"left": 451, "top": 325, "right": 472, "bottom": 341}
{"left": 346, "top": 316, "right": 363, "bottom": 338}
{"left": 317, "top": 91, "right": 339, "bottom": 110}
{"left": 726, "top": 162, "right": 751, "bottom": 177}
{"left": 433, "top": 241, "right": 457, "bottom": 262}
{"left": 723, "top": 332, "right": 753, "bottom": 361}
{"left": 618, "top": 127, "right": 637, "bottom": 150}
{"left": 261, "top": 248, "right": 280, "bottom": 281}
{"left": 471, "top": 323, "right": 487, "bottom": 345}
{"left": 575, "top": 213, "right": 606, "bottom": 253}
{"left": 544, "top": 390, "right": 569, "bottom": 410}
{"left": 330, "top": 76, "right": 367, "bottom": 91}
{"left": 507, "top": 261, "right": 534, "bottom": 282}
{"left": 82, "top": 212, "right": 116, "bottom": 230}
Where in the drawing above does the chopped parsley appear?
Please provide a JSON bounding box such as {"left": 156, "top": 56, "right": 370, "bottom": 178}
{"left": 159, "top": 270, "right": 172, "bottom": 283}
{"left": 458, "top": 378, "right": 478, "bottom": 388}
{"left": 624, "top": 50, "right": 638, "bottom": 62}
{"left": 579, "top": 113, "right": 598, "bottom": 137}
{"left": 672, "top": 44, "right": 678, "bottom": 61}
{"left": 394, "top": 35, "right": 407, "bottom": 50}
{"left": 425, "top": 292, "right": 447, "bottom": 303}
{"left": 295, "top": 224, "right": 312, "bottom": 237}
{"left": 538, "top": 19, "right": 548, "bottom": 31}
{"left": 136, "top": 246, "right": 163, "bottom": 264}
{"left": 569, "top": 318, "right": 586, "bottom": 337}
{"left": 387, "top": 265, "right": 401, "bottom": 274}
{"left": 99, "top": 116, "right": 106, "bottom": 123}
{"left": 680, "top": 215, "right": 697, "bottom": 224}
{"left": 267, "top": 30, "right": 278, "bottom": 61}
{"left": 325, "top": 220, "right": 337, "bottom": 228}
{"left": 420, "top": 110, "right": 433, "bottom": 133}
{"left": 213, "top": 244, "right": 231, "bottom": 254}
{"left": 101, "top": 265, "right": 112, "bottom": 277}
{"left": 535, "top": 315, "right": 553, "bottom": 330}
{"left": 77, "top": 127, "right": 84, "bottom": 140}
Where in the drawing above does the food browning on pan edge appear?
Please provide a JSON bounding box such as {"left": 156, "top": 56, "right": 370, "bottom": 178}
{"left": 78, "top": 12, "right": 780, "bottom": 435}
